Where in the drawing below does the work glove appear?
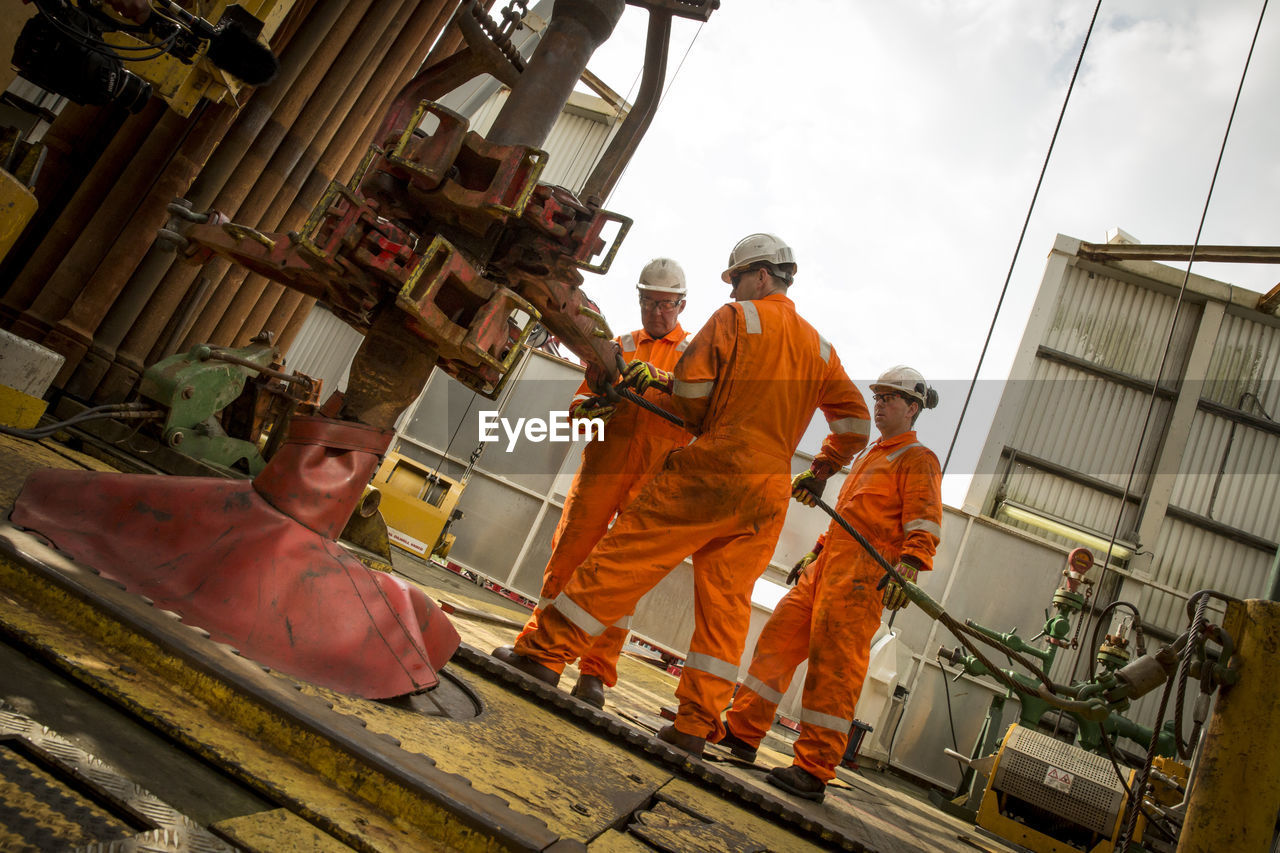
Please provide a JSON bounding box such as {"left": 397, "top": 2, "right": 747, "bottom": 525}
{"left": 789, "top": 460, "right": 835, "bottom": 507}
{"left": 570, "top": 396, "right": 616, "bottom": 424}
{"left": 878, "top": 561, "right": 920, "bottom": 611}
{"left": 620, "top": 360, "right": 674, "bottom": 394}
{"left": 786, "top": 544, "right": 822, "bottom": 585}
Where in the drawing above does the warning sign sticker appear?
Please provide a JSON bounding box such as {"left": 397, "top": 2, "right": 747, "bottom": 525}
{"left": 1044, "top": 766, "right": 1074, "bottom": 794}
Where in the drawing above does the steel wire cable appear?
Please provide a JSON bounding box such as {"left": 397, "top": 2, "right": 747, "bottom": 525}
{"left": 808, "top": 495, "right": 1062, "bottom": 697}
{"left": 941, "top": 0, "right": 1105, "bottom": 476}
{"left": 600, "top": 19, "right": 705, "bottom": 210}
{"left": 1067, "top": 0, "right": 1271, "bottom": 685}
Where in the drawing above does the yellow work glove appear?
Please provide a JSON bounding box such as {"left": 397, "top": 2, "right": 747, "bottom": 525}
{"left": 620, "top": 360, "right": 674, "bottom": 394}
{"left": 789, "top": 461, "right": 835, "bottom": 507}
{"left": 880, "top": 561, "right": 919, "bottom": 611}
{"left": 570, "top": 396, "right": 615, "bottom": 424}
{"left": 786, "top": 545, "right": 822, "bottom": 585}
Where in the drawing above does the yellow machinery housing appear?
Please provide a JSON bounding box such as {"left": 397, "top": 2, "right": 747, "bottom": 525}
{"left": 976, "top": 724, "right": 1162, "bottom": 853}
{"left": 104, "top": 1, "right": 293, "bottom": 116}
{"left": 372, "top": 451, "right": 464, "bottom": 561}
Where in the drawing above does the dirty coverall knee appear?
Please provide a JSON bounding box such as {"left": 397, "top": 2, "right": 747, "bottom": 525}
{"left": 514, "top": 468, "right": 640, "bottom": 686}
{"left": 725, "top": 550, "right": 882, "bottom": 782}
{"left": 515, "top": 450, "right": 788, "bottom": 743}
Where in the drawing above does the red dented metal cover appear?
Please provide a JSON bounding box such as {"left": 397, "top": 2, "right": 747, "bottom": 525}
{"left": 11, "top": 418, "right": 460, "bottom": 699}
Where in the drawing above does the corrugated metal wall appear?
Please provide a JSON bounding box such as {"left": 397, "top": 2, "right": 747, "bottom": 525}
{"left": 958, "top": 234, "right": 1280, "bottom": 760}
{"left": 468, "top": 89, "right": 625, "bottom": 192}
{"left": 980, "top": 247, "right": 1278, "bottom": 619}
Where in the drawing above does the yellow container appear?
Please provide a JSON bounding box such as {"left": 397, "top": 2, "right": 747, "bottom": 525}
{"left": 372, "top": 452, "right": 464, "bottom": 560}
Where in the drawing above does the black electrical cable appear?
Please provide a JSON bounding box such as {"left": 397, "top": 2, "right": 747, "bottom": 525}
{"left": 937, "top": 658, "right": 964, "bottom": 782}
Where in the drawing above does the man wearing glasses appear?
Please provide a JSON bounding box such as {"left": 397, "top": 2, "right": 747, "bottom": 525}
{"left": 499, "top": 258, "right": 695, "bottom": 709}
{"left": 499, "top": 233, "right": 870, "bottom": 758}
{"left": 716, "top": 366, "right": 942, "bottom": 803}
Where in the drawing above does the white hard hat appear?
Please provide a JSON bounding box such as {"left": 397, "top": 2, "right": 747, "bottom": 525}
{"left": 637, "top": 258, "right": 686, "bottom": 295}
{"left": 871, "top": 365, "right": 938, "bottom": 409}
{"left": 720, "top": 233, "right": 797, "bottom": 283}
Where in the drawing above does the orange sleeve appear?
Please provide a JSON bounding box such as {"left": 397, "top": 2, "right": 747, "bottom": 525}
{"left": 899, "top": 448, "right": 943, "bottom": 570}
{"left": 812, "top": 349, "right": 871, "bottom": 471}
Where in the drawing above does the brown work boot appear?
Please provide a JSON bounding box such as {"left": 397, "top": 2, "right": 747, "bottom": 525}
{"left": 492, "top": 645, "right": 561, "bottom": 686}
{"left": 656, "top": 725, "right": 706, "bottom": 758}
{"left": 712, "top": 725, "right": 758, "bottom": 763}
{"left": 766, "top": 764, "right": 826, "bottom": 802}
{"left": 570, "top": 674, "right": 605, "bottom": 709}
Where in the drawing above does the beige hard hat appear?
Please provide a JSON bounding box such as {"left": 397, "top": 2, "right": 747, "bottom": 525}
{"left": 871, "top": 365, "right": 939, "bottom": 409}
{"left": 637, "top": 258, "right": 686, "bottom": 295}
{"left": 720, "top": 233, "right": 797, "bottom": 283}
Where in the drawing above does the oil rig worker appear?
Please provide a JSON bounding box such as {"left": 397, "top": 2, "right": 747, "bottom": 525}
{"left": 497, "top": 233, "right": 871, "bottom": 757}
{"left": 715, "top": 365, "right": 942, "bottom": 802}
{"left": 498, "top": 259, "right": 695, "bottom": 709}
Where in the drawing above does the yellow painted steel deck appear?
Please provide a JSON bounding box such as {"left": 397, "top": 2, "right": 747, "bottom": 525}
{"left": 0, "top": 433, "right": 1013, "bottom": 852}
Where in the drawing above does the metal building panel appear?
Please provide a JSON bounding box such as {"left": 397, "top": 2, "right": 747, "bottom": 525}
{"left": 1145, "top": 517, "right": 1272, "bottom": 613}
{"left": 282, "top": 305, "right": 363, "bottom": 395}
{"left": 1045, "top": 265, "right": 1192, "bottom": 381}
{"left": 1203, "top": 309, "right": 1280, "bottom": 411}
{"left": 1010, "top": 357, "right": 1166, "bottom": 491}
{"left": 539, "top": 111, "right": 619, "bottom": 191}
{"left": 1173, "top": 409, "right": 1280, "bottom": 539}
{"left": 1002, "top": 468, "right": 1129, "bottom": 547}
{"left": 466, "top": 90, "right": 620, "bottom": 195}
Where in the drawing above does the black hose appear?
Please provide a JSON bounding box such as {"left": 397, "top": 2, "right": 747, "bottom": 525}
{"left": 0, "top": 403, "right": 164, "bottom": 440}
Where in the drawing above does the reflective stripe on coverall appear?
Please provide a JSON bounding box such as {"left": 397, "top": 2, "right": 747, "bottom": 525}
{"left": 725, "top": 431, "right": 942, "bottom": 781}
{"left": 514, "top": 325, "right": 692, "bottom": 685}
{"left": 515, "top": 293, "right": 871, "bottom": 741}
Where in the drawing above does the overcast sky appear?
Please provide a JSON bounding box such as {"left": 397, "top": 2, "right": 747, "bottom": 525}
{"left": 561, "top": 0, "right": 1279, "bottom": 505}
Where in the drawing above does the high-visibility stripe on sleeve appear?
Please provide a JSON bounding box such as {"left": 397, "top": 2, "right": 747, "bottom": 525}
{"left": 538, "top": 596, "right": 554, "bottom": 611}
{"left": 887, "top": 442, "right": 922, "bottom": 461}
{"left": 676, "top": 333, "right": 693, "bottom": 353}
{"left": 818, "top": 335, "right": 831, "bottom": 363}
{"left": 740, "top": 300, "right": 762, "bottom": 334}
{"left": 683, "top": 652, "right": 739, "bottom": 682}
{"left": 551, "top": 592, "right": 607, "bottom": 637}
{"left": 830, "top": 417, "right": 871, "bottom": 436}
{"left": 674, "top": 379, "right": 715, "bottom": 398}
{"left": 613, "top": 613, "right": 633, "bottom": 631}
{"left": 742, "top": 673, "right": 784, "bottom": 705}
{"left": 800, "top": 706, "right": 853, "bottom": 732}
{"left": 619, "top": 332, "right": 636, "bottom": 353}
{"left": 904, "top": 518, "right": 942, "bottom": 538}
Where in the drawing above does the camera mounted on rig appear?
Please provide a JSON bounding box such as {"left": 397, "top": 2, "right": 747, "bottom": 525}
{"left": 13, "top": 0, "right": 279, "bottom": 113}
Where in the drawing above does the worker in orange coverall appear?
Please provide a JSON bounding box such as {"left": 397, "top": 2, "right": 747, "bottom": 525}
{"left": 714, "top": 365, "right": 942, "bottom": 802}
{"left": 503, "top": 258, "right": 695, "bottom": 709}
{"left": 495, "top": 233, "right": 871, "bottom": 756}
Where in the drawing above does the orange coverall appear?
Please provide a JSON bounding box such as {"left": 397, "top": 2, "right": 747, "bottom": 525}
{"left": 515, "top": 293, "right": 871, "bottom": 741}
{"left": 514, "top": 325, "right": 693, "bottom": 685}
{"left": 724, "top": 430, "right": 942, "bottom": 781}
